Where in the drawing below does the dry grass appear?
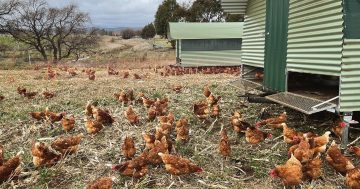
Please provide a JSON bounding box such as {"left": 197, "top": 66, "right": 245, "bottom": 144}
{"left": 0, "top": 65, "right": 359, "bottom": 189}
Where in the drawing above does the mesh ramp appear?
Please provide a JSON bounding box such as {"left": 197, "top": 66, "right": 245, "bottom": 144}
{"left": 266, "top": 92, "right": 337, "bottom": 115}
{"left": 230, "top": 78, "right": 263, "bottom": 90}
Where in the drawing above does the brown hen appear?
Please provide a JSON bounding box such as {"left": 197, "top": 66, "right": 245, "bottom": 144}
{"left": 282, "top": 123, "right": 303, "bottom": 144}
{"left": 61, "top": 115, "right": 75, "bottom": 132}
{"left": 176, "top": 118, "right": 189, "bottom": 142}
{"left": 86, "top": 177, "right": 113, "bottom": 189}
{"left": 346, "top": 168, "right": 360, "bottom": 189}
{"left": 31, "top": 142, "right": 61, "bottom": 167}
{"left": 230, "top": 111, "right": 251, "bottom": 133}
{"left": 142, "top": 133, "right": 156, "bottom": 150}
{"left": 112, "top": 152, "right": 148, "bottom": 178}
{"left": 51, "top": 134, "right": 83, "bottom": 156}
{"left": 85, "top": 119, "right": 104, "bottom": 135}
{"left": 311, "top": 131, "right": 331, "bottom": 154}
{"left": 256, "top": 112, "right": 287, "bottom": 127}
{"left": 0, "top": 146, "right": 21, "bottom": 182}
{"left": 45, "top": 107, "right": 66, "bottom": 123}
{"left": 302, "top": 155, "right": 323, "bottom": 181}
{"left": 269, "top": 154, "right": 303, "bottom": 188}
{"left": 326, "top": 141, "right": 355, "bottom": 175}
{"left": 29, "top": 111, "right": 46, "bottom": 121}
{"left": 203, "top": 86, "right": 211, "bottom": 97}
{"left": 349, "top": 146, "right": 360, "bottom": 158}
{"left": 193, "top": 100, "right": 210, "bottom": 120}
{"left": 219, "top": 129, "right": 231, "bottom": 157}
{"left": 158, "top": 153, "right": 203, "bottom": 175}
{"left": 331, "top": 119, "right": 346, "bottom": 139}
{"left": 245, "top": 126, "right": 272, "bottom": 145}
{"left": 42, "top": 91, "right": 55, "bottom": 99}
{"left": 122, "top": 136, "right": 136, "bottom": 159}
{"left": 93, "top": 107, "right": 114, "bottom": 125}
{"left": 124, "top": 106, "right": 139, "bottom": 124}
{"left": 293, "top": 138, "right": 315, "bottom": 163}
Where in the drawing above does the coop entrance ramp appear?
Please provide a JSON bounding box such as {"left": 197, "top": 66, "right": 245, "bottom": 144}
{"left": 230, "top": 78, "right": 263, "bottom": 90}
{"left": 266, "top": 92, "right": 337, "bottom": 115}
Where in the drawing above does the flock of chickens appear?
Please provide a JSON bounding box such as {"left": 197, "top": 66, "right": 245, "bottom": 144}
{"left": 1, "top": 65, "right": 360, "bottom": 189}
{"left": 230, "top": 110, "right": 360, "bottom": 188}
{"left": 41, "top": 64, "right": 241, "bottom": 81}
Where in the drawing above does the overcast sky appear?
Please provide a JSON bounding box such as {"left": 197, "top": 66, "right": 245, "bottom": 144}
{"left": 47, "top": 0, "right": 193, "bottom": 28}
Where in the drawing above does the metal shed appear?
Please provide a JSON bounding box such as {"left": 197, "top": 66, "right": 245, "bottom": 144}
{"left": 168, "top": 22, "right": 244, "bottom": 67}
{"left": 222, "top": 0, "right": 360, "bottom": 144}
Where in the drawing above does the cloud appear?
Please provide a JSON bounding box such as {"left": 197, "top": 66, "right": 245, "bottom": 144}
{"left": 46, "top": 0, "right": 192, "bottom": 28}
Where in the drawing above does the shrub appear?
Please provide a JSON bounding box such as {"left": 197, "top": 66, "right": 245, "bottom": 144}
{"left": 141, "top": 23, "right": 156, "bottom": 39}
{"left": 122, "top": 29, "right": 135, "bottom": 39}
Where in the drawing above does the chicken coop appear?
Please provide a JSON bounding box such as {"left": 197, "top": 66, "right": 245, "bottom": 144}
{"left": 168, "top": 22, "right": 243, "bottom": 67}
{"left": 221, "top": 0, "right": 360, "bottom": 144}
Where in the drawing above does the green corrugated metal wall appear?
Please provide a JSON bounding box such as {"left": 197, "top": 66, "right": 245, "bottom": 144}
{"left": 180, "top": 50, "right": 242, "bottom": 67}
{"left": 264, "top": 0, "right": 289, "bottom": 92}
{"left": 340, "top": 39, "right": 360, "bottom": 112}
{"left": 221, "top": 0, "right": 248, "bottom": 14}
{"left": 241, "top": 0, "right": 266, "bottom": 68}
{"left": 286, "top": 0, "right": 344, "bottom": 76}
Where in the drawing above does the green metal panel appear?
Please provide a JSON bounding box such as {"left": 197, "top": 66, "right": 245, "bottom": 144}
{"left": 181, "top": 39, "right": 242, "bottom": 51}
{"left": 176, "top": 40, "right": 180, "bottom": 63}
{"left": 241, "top": 0, "right": 266, "bottom": 68}
{"left": 179, "top": 40, "right": 182, "bottom": 60}
{"left": 264, "top": 0, "right": 289, "bottom": 92}
{"left": 344, "top": 0, "right": 360, "bottom": 39}
{"left": 286, "top": 0, "right": 344, "bottom": 76}
{"left": 180, "top": 50, "right": 242, "bottom": 67}
{"left": 168, "top": 22, "right": 243, "bottom": 40}
{"left": 340, "top": 39, "right": 360, "bottom": 112}
{"left": 221, "top": 0, "right": 248, "bottom": 14}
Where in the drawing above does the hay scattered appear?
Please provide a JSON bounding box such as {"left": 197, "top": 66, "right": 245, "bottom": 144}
{"left": 0, "top": 66, "right": 359, "bottom": 188}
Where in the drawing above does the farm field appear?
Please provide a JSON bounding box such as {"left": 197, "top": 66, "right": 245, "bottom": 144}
{"left": 0, "top": 64, "right": 359, "bottom": 189}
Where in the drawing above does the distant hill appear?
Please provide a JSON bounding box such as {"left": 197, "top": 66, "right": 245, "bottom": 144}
{"left": 97, "top": 27, "right": 143, "bottom": 32}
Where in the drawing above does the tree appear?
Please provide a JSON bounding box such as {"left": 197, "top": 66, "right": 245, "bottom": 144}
{"left": 0, "top": 0, "right": 19, "bottom": 21}
{"left": 63, "top": 29, "right": 99, "bottom": 61}
{"left": 45, "top": 4, "right": 90, "bottom": 61}
{"left": 2, "top": 0, "right": 98, "bottom": 62}
{"left": 0, "top": 0, "right": 19, "bottom": 34}
{"left": 122, "top": 29, "right": 135, "bottom": 39}
{"left": 141, "top": 23, "right": 156, "bottom": 39}
{"left": 3, "top": 0, "right": 50, "bottom": 60}
{"left": 154, "top": 0, "right": 186, "bottom": 38}
{"left": 186, "top": 0, "right": 224, "bottom": 22}
{"left": 226, "top": 14, "right": 244, "bottom": 22}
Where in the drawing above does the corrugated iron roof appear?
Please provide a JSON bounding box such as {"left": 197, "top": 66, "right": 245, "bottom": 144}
{"left": 168, "top": 22, "right": 243, "bottom": 40}
{"left": 221, "top": 0, "right": 248, "bottom": 14}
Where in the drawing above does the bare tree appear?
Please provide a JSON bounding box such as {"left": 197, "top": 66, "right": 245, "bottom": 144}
{"left": 63, "top": 29, "right": 99, "bottom": 61}
{"left": 3, "top": 0, "right": 50, "bottom": 60}
{"left": 0, "top": 0, "right": 20, "bottom": 32}
{"left": 45, "top": 5, "right": 91, "bottom": 62}
{"left": 0, "top": 0, "right": 19, "bottom": 17}
{"left": 1, "top": 0, "right": 98, "bottom": 62}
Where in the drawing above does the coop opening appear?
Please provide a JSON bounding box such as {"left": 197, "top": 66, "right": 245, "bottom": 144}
{"left": 287, "top": 72, "right": 339, "bottom": 102}
{"left": 265, "top": 72, "right": 340, "bottom": 114}
{"left": 241, "top": 65, "right": 264, "bottom": 86}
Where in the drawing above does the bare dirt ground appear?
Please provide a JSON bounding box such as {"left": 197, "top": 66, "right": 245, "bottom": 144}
{"left": 0, "top": 65, "right": 359, "bottom": 189}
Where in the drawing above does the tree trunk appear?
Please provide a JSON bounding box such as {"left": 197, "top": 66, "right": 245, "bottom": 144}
{"left": 35, "top": 46, "right": 48, "bottom": 61}
{"left": 52, "top": 49, "right": 58, "bottom": 63}
{"left": 51, "top": 42, "right": 58, "bottom": 63}
{"left": 57, "top": 40, "right": 62, "bottom": 61}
